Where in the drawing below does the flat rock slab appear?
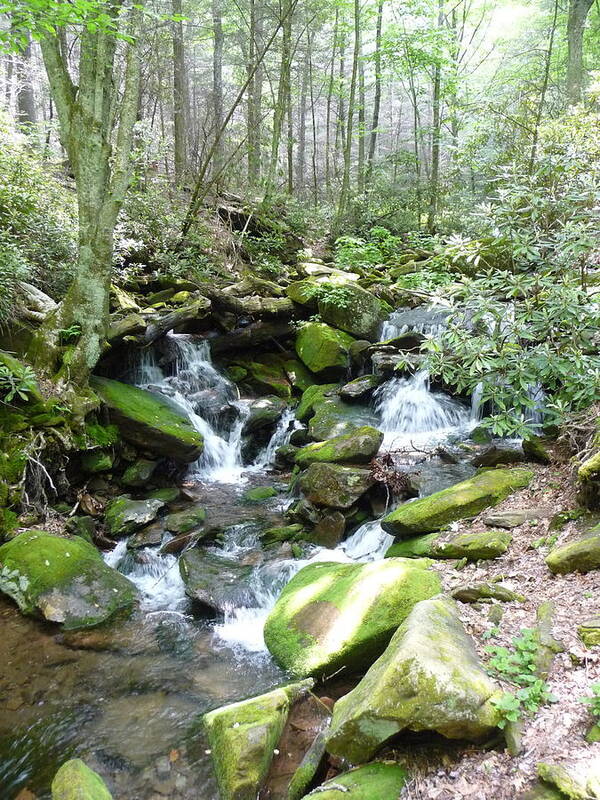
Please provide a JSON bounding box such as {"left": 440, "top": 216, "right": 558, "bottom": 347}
{"left": 295, "top": 426, "right": 383, "bottom": 467}
{"left": 299, "top": 463, "right": 375, "bottom": 510}
{"left": 484, "top": 507, "right": 553, "bottom": 529}
{"left": 387, "top": 530, "right": 512, "bottom": 561}
{"left": 303, "top": 763, "right": 408, "bottom": 799}
{"left": 546, "top": 530, "right": 600, "bottom": 574}
{"left": 179, "top": 549, "right": 253, "bottom": 615}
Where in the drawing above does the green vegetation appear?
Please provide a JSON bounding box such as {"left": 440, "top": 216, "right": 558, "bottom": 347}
{"left": 486, "top": 628, "right": 557, "bottom": 728}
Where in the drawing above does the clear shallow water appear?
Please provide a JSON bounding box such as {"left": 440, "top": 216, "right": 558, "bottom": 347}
{"left": 0, "top": 328, "right": 483, "bottom": 799}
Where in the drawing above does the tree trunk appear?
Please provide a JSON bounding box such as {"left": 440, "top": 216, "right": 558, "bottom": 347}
{"left": 15, "top": 29, "right": 37, "bottom": 127}
{"left": 426, "top": 0, "right": 444, "bottom": 234}
{"left": 325, "top": 9, "right": 339, "bottom": 198}
{"left": 336, "top": 0, "right": 360, "bottom": 226}
{"left": 266, "top": 0, "right": 293, "bottom": 195}
{"left": 212, "top": 0, "right": 224, "bottom": 177}
{"left": 172, "top": 0, "right": 187, "bottom": 184}
{"left": 566, "top": 0, "right": 594, "bottom": 104}
{"left": 529, "top": 0, "right": 560, "bottom": 173}
{"left": 35, "top": 13, "right": 141, "bottom": 382}
{"left": 366, "top": 0, "right": 383, "bottom": 185}
{"left": 357, "top": 57, "right": 365, "bottom": 194}
{"left": 296, "top": 47, "right": 309, "bottom": 196}
{"left": 247, "top": 0, "right": 260, "bottom": 185}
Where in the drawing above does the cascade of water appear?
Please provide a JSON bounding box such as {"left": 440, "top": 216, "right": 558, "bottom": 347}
{"left": 341, "top": 519, "right": 394, "bottom": 561}
{"left": 375, "top": 370, "right": 469, "bottom": 439}
{"left": 252, "top": 408, "right": 300, "bottom": 469}
{"left": 132, "top": 334, "right": 249, "bottom": 483}
{"left": 381, "top": 307, "right": 450, "bottom": 340}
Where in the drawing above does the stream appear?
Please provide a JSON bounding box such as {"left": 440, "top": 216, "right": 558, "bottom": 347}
{"left": 0, "top": 312, "right": 481, "bottom": 800}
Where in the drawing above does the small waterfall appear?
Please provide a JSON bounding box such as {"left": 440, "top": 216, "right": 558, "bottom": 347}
{"left": 132, "top": 334, "right": 249, "bottom": 483}
{"left": 375, "top": 370, "right": 469, "bottom": 438}
{"left": 382, "top": 307, "right": 450, "bottom": 340}
{"left": 341, "top": 520, "right": 393, "bottom": 561}
{"left": 253, "top": 408, "right": 300, "bottom": 469}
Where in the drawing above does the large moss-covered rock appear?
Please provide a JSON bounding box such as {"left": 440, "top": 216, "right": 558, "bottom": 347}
{"left": 317, "top": 283, "right": 387, "bottom": 341}
{"left": 295, "top": 323, "right": 355, "bottom": 379}
{"left": 382, "top": 468, "right": 533, "bottom": 538}
{"left": 164, "top": 505, "right": 206, "bottom": 533}
{"left": 546, "top": 529, "right": 600, "bottom": 574}
{"left": 299, "top": 463, "right": 375, "bottom": 509}
{"left": 295, "top": 426, "right": 383, "bottom": 467}
{"left": 204, "top": 680, "right": 313, "bottom": 800}
{"left": 263, "top": 558, "right": 441, "bottom": 678}
{"left": 0, "top": 531, "right": 137, "bottom": 629}
{"left": 296, "top": 384, "right": 339, "bottom": 422}
{"left": 243, "top": 396, "right": 288, "bottom": 434}
{"left": 121, "top": 458, "right": 157, "bottom": 487}
{"left": 386, "top": 530, "right": 512, "bottom": 561}
{"left": 325, "top": 595, "right": 501, "bottom": 763}
{"left": 302, "top": 763, "right": 408, "bottom": 799}
{"left": 51, "top": 758, "right": 113, "bottom": 800}
{"left": 339, "top": 374, "right": 383, "bottom": 402}
{"left": 90, "top": 376, "right": 203, "bottom": 462}
{"left": 105, "top": 495, "right": 165, "bottom": 537}
{"left": 537, "top": 761, "right": 600, "bottom": 800}
{"left": 308, "top": 397, "right": 378, "bottom": 441}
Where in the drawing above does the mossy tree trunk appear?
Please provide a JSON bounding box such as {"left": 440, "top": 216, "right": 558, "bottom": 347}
{"left": 32, "top": 6, "right": 141, "bottom": 384}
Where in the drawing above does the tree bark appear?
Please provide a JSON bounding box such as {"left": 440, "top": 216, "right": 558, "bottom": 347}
{"left": 529, "top": 0, "right": 560, "bottom": 173}
{"left": 566, "top": 0, "right": 594, "bottom": 104}
{"left": 426, "top": 0, "right": 444, "bottom": 234}
{"left": 366, "top": 0, "right": 383, "bottom": 185}
{"left": 172, "top": 0, "right": 187, "bottom": 184}
{"left": 266, "top": 0, "right": 293, "bottom": 195}
{"left": 34, "top": 10, "right": 142, "bottom": 382}
{"left": 15, "top": 29, "right": 37, "bottom": 127}
{"left": 335, "top": 0, "right": 360, "bottom": 226}
{"left": 212, "top": 0, "right": 224, "bottom": 177}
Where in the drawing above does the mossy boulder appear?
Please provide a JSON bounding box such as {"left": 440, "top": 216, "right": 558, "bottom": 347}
{"left": 90, "top": 376, "right": 203, "bottom": 462}
{"left": 232, "top": 353, "right": 292, "bottom": 399}
{"left": 308, "top": 397, "right": 378, "bottom": 441}
{"left": 164, "top": 506, "right": 206, "bottom": 533}
{"left": 578, "top": 449, "right": 600, "bottom": 509}
{"left": 121, "top": 458, "right": 157, "bottom": 487}
{"left": 51, "top": 758, "right": 113, "bottom": 800}
{"left": 204, "top": 680, "right": 313, "bottom": 800}
{"left": 296, "top": 384, "right": 338, "bottom": 422}
{"left": 303, "top": 763, "right": 408, "bottom": 799}
{"left": 317, "top": 283, "right": 387, "bottom": 341}
{"left": 81, "top": 450, "right": 114, "bottom": 474}
{"left": 295, "top": 323, "right": 355, "bottom": 380}
{"left": 451, "top": 582, "right": 525, "bottom": 603}
{"left": 299, "top": 463, "right": 375, "bottom": 509}
{"left": 243, "top": 396, "right": 288, "bottom": 434}
{"left": 244, "top": 486, "right": 278, "bottom": 502}
{"left": 382, "top": 468, "right": 533, "bottom": 538}
{"left": 179, "top": 550, "right": 253, "bottom": 614}
{"left": 578, "top": 617, "right": 600, "bottom": 647}
{"left": 325, "top": 595, "right": 501, "bottom": 763}
{"left": 260, "top": 523, "right": 308, "bottom": 547}
{"left": 537, "top": 761, "right": 600, "bottom": 800}
{"left": 386, "top": 530, "right": 512, "bottom": 561}
{"left": 0, "top": 531, "right": 137, "bottom": 629}
{"left": 339, "top": 374, "right": 383, "bottom": 402}
{"left": 546, "top": 529, "right": 600, "bottom": 574}
{"left": 523, "top": 435, "right": 552, "bottom": 465}
{"left": 295, "top": 426, "right": 383, "bottom": 468}
{"left": 263, "top": 558, "right": 441, "bottom": 678}
{"left": 104, "top": 495, "right": 165, "bottom": 538}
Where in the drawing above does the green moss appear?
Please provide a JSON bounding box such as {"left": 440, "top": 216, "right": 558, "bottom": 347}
{"left": 296, "top": 383, "right": 338, "bottom": 422}
{"left": 105, "top": 495, "right": 165, "bottom": 537}
{"left": 51, "top": 758, "right": 113, "bottom": 800}
{"left": 90, "top": 376, "right": 203, "bottom": 462}
{"left": 81, "top": 449, "right": 114, "bottom": 473}
{"left": 0, "top": 530, "right": 137, "bottom": 629}
{"left": 578, "top": 451, "right": 600, "bottom": 482}
{"left": 263, "top": 558, "right": 441, "bottom": 677}
{"left": 578, "top": 617, "right": 600, "bottom": 647}
{"left": 303, "top": 763, "right": 408, "bottom": 800}
{"left": 295, "top": 426, "right": 383, "bottom": 467}
{"left": 382, "top": 468, "right": 533, "bottom": 537}
{"left": 243, "top": 486, "right": 278, "bottom": 502}
{"left": 299, "top": 463, "right": 374, "bottom": 509}
{"left": 260, "top": 523, "right": 308, "bottom": 547}
{"left": 545, "top": 531, "right": 600, "bottom": 574}
{"left": 295, "top": 322, "right": 355, "bottom": 379}
{"left": 165, "top": 506, "right": 206, "bottom": 533}
{"left": 387, "top": 530, "right": 512, "bottom": 561}
{"left": 203, "top": 680, "right": 313, "bottom": 800}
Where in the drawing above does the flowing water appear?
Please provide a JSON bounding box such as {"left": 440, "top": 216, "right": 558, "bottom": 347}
{"left": 1, "top": 322, "right": 483, "bottom": 799}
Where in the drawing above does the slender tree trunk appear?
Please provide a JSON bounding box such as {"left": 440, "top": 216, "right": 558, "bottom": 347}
{"left": 15, "top": 30, "right": 37, "bottom": 127}
{"left": 357, "top": 56, "right": 365, "bottom": 194}
{"left": 325, "top": 9, "right": 339, "bottom": 198}
{"left": 566, "top": 0, "right": 594, "bottom": 104}
{"left": 336, "top": 0, "right": 360, "bottom": 225}
{"left": 366, "top": 0, "right": 383, "bottom": 186}
{"left": 296, "top": 48, "right": 309, "bottom": 196}
{"left": 308, "top": 30, "right": 319, "bottom": 203}
{"left": 266, "top": 0, "right": 293, "bottom": 195}
{"left": 172, "top": 0, "right": 187, "bottom": 184}
{"left": 426, "top": 0, "right": 444, "bottom": 233}
{"left": 530, "top": 0, "right": 560, "bottom": 173}
{"left": 286, "top": 76, "right": 294, "bottom": 194}
{"left": 212, "top": 0, "right": 224, "bottom": 177}
{"left": 247, "top": 0, "right": 261, "bottom": 186}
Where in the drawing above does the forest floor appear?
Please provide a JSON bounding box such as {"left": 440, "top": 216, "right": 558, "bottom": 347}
{"left": 389, "top": 462, "right": 600, "bottom": 799}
